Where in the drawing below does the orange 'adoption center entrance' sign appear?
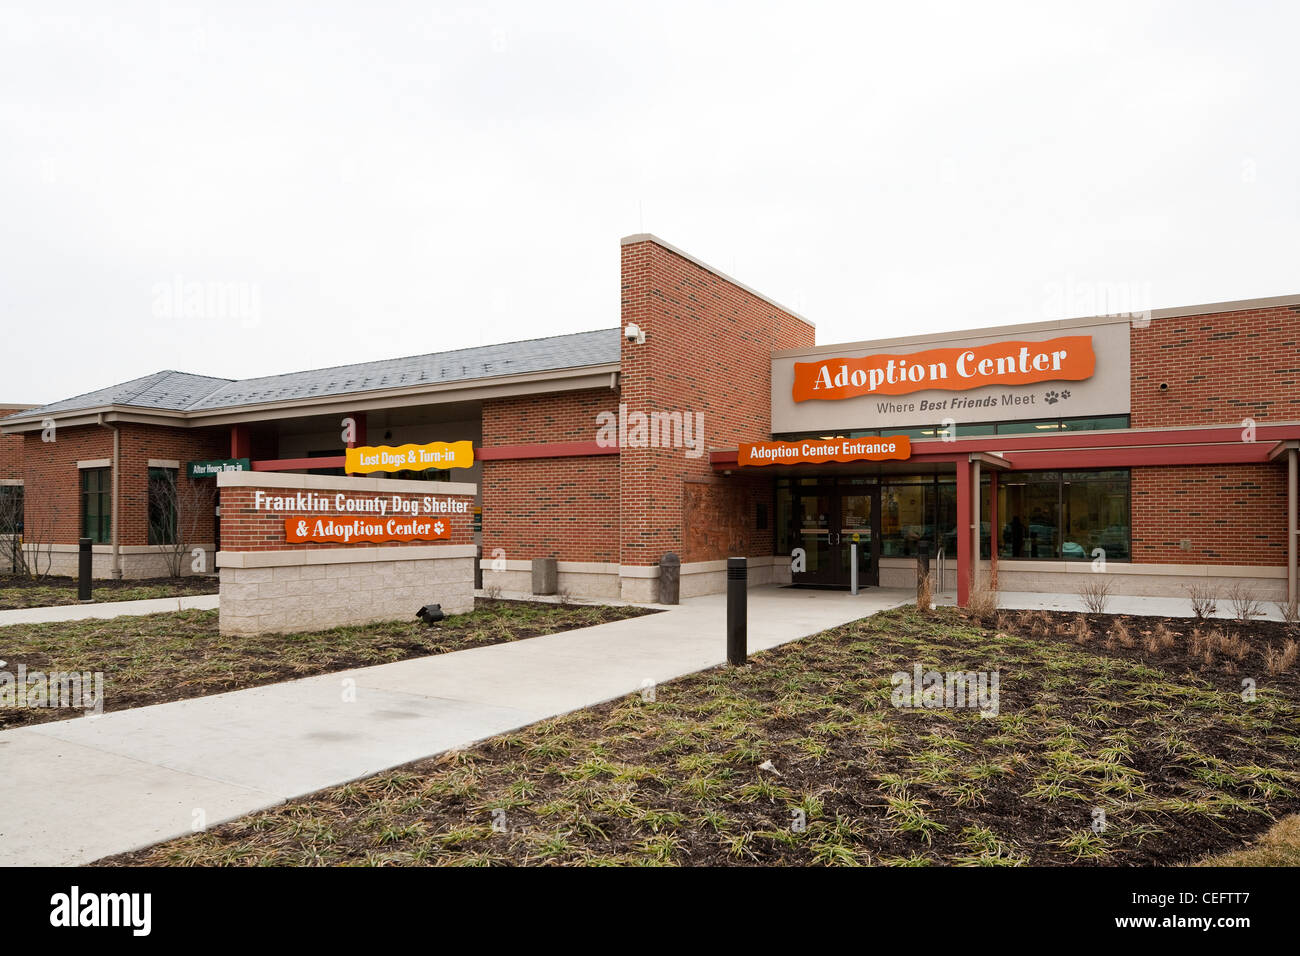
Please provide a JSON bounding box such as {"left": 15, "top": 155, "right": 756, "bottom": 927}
{"left": 285, "top": 515, "right": 451, "bottom": 544}
{"left": 740, "top": 435, "right": 911, "bottom": 466}
{"left": 792, "top": 335, "right": 1095, "bottom": 402}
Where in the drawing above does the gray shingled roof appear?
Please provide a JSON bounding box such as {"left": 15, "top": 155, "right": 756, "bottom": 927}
{"left": 9, "top": 370, "right": 233, "bottom": 416}
{"left": 3, "top": 329, "right": 620, "bottom": 421}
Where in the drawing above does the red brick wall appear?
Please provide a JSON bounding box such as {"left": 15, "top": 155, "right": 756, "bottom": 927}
{"left": 481, "top": 389, "right": 619, "bottom": 562}
{"left": 1131, "top": 463, "right": 1288, "bottom": 566}
{"left": 21, "top": 425, "right": 112, "bottom": 543}
{"left": 619, "top": 238, "right": 815, "bottom": 566}
{"left": 1131, "top": 305, "right": 1300, "bottom": 427}
{"left": 480, "top": 457, "right": 619, "bottom": 562}
{"left": 119, "top": 425, "right": 228, "bottom": 546}
{"left": 482, "top": 388, "right": 613, "bottom": 444}
{"left": 220, "top": 485, "right": 474, "bottom": 552}
{"left": 20, "top": 423, "right": 228, "bottom": 546}
{"left": 0, "top": 408, "right": 31, "bottom": 480}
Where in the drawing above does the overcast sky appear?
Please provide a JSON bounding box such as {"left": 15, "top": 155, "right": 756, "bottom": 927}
{"left": 1, "top": 1, "right": 1297, "bottom": 405}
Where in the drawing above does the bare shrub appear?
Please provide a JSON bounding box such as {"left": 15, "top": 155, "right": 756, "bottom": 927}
{"left": 482, "top": 583, "right": 503, "bottom": 601}
{"left": 1072, "top": 613, "right": 1092, "bottom": 645}
{"left": 1187, "top": 584, "right": 1218, "bottom": 621}
{"left": 995, "top": 611, "right": 1015, "bottom": 633}
{"left": 1078, "top": 577, "right": 1112, "bottom": 615}
{"left": 1226, "top": 583, "right": 1265, "bottom": 625}
{"left": 149, "top": 472, "right": 217, "bottom": 578}
{"left": 1276, "top": 600, "right": 1299, "bottom": 635}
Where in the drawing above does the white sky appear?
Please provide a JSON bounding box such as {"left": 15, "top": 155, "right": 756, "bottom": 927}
{"left": 1, "top": 1, "right": 1297, "bottom": 405}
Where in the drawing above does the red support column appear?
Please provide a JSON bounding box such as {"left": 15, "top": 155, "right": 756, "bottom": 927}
{"left": 989, "top": 470, "right": 999, "bottom": 590}
{"left": 956, "top": 457, "right": 971, "bottom": 607}
{"left": 231, "top": 424, "right": 251, "bottom": 460}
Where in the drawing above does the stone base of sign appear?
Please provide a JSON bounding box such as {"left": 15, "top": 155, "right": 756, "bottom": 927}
{"left": 218, "top": 544, "right": 477, "bottom": 636}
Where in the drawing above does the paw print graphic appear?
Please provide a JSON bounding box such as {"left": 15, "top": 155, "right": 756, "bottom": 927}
{"left": 433, "top": 520, "right": 445, "bottom": 535}
{"left": 1060, "top": 389, "right": 1071, "bottom": 400}
{"left": 1044, "top": 390, "right": 1060, "bottom": 405}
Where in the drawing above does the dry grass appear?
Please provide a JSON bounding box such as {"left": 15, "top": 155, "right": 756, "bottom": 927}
{"left": 1142, "top": 621, "right": 1176, "bottom": 655}
{"left": 915, "top": 571, "right": 932, "bottom": 613}
{"left": 1265, "top": 640, "right": 1299, "bottom": 676}
{"left": 964, "top": 574, "right": 999, "bottom": 625}
{"left": 1071, "top": 613, "right": 1092, "bottom": 645}
{"left": 1196, "top": 815, "right": 1300, "bottom": 867}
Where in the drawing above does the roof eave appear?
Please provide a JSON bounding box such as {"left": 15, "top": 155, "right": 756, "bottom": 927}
{"left": 0, "top": 406, "right": 189, "bottom": 434}
{"left": 1, "top": 362, "right": 622, "bottom": 432}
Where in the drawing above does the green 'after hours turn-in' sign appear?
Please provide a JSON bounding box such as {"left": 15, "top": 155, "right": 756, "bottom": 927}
{"left": 187, "top": 458, "right": 251, "bottom": 478}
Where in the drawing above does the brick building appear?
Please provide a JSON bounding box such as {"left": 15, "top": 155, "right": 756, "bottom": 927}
{"left": 2, "top": 234, "right": 1298, "bottom": 606}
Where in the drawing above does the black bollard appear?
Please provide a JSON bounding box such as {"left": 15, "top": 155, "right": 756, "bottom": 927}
{"left": 726, "top": 556, "right": 747, "bottom": 666}
{"left": 78, "top": 537, "right": 92, "bottom": 602}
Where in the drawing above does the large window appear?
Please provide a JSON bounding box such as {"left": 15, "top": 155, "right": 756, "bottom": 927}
{"left": 0, "top": 485, "right": 22, "bottom": 535}
{"left": 987, "top": 470, "right": 1130, "bottom": 561}
{"left": 81, "top": 467, "right": 111, "bottom": 544}
{"left": 879, "top": 476, "right": 957, "bottom": 558}
{"left": 148, "top": 467, "right": 178, "bottom": 545}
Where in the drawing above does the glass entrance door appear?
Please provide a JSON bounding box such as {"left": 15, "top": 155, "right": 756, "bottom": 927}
{"left": 790, "top": 482, "right": 880, "bottom": 588}
{"left": 794, "top": 486, "right": 835, "bottom": 585}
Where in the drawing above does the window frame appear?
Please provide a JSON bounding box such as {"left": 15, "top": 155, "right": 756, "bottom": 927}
{"left": 147, "top": 466, "right": 179, "bottom": 546}
{"left": 80, "top": 467, "right": 112, "bottom": 544}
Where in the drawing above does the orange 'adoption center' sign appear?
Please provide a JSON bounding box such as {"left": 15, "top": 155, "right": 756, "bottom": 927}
{"left": 285, "top": 515, "right": 451, "bottom": 544}
{"left": 792, "top": 335, "right": 1094, "bottom": 402}
{"left": 740, "top": 435, "right": 911, "bottom": 467}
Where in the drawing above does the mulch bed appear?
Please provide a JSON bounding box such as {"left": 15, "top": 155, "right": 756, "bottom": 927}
{"left": 97, "top": 604, "right": 1300, "bottom": 867}
{"left": 998, "top": 607, "right": 1300, "bottom": 704}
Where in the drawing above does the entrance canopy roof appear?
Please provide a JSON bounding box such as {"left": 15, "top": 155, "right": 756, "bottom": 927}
{"left": 710, "top": 423, "right": 1300, "bottom": 473}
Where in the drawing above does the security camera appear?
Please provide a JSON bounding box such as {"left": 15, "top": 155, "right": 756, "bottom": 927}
{"left": 624, "top": 323, "right": 645, "bottom": 344}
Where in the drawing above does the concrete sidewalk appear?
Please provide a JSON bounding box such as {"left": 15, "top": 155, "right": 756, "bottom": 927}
{"left": 0, "top": 586, "right": 908, "bottom": 866}
{"left": 0, "top": 594, "right": 219, "bottom": 627}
